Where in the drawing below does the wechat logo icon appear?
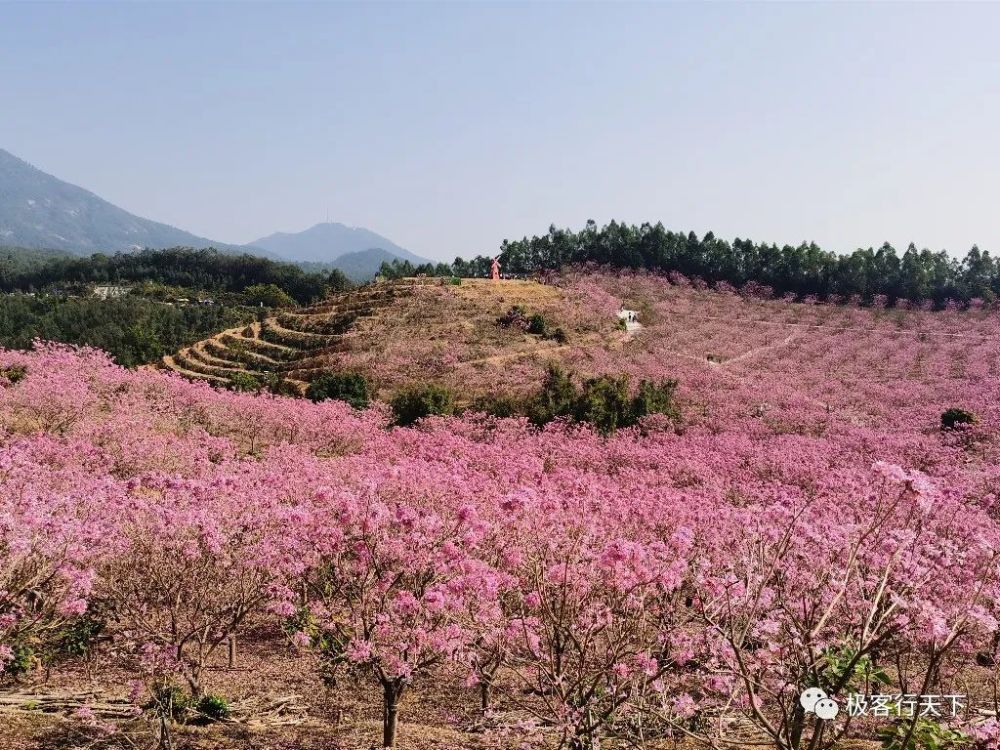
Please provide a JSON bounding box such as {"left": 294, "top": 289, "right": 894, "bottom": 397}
{"left": 800, "top": 687, "right": 839, "bottom": 720}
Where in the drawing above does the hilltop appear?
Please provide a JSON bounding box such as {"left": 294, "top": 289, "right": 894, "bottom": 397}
{"left": 161, "top": 277, "right": 612, "bottom": 400}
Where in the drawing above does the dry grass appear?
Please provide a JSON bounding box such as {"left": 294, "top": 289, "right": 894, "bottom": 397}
{"left": 160, "top": 278, "right": 617, "bottom": 404}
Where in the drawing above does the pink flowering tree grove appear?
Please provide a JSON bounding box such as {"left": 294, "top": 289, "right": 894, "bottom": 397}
{"left": 651, "top": 463, "right": 1000, "bottom": 750}
{"left": 0, "top": 274, "right": 998, "bottom": 750}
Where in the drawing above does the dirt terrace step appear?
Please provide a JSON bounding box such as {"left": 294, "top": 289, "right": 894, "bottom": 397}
{"left": 203, "top": 339, "right": 282, "bottom": 369}
{"left": 274, "top": 312, "right": 359, "bottom": 336}
{"left": 174, "top": 350, "right": 261, "bottom": 380}
{"left": 219, "top": 332, "right": 298, "bottom": 358}
{"left": 259, "top": 319, "right": 339, "bottom": 350}
{"left": 187, "top": 344, "right": 280, "bottom": 374}
{"left": 299, "top": 285, "right": 419, "bottom": 314}
{"left": 161, "top": 355, "right": 229, "bottom": 385}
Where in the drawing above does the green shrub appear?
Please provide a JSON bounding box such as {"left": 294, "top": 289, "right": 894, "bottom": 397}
{"left": 54, "top": 615, "right": 105, "bottom": 658}
{"left": 632, "top": 379, "right": 680, "bottom": 421}
{"left": 528, "top": 365, "right": 578, "bottom": 426}
{"left": 227, "top": 372, "right": 263, "bottom": 392}
{"left": 306, "top": 372, "right": 372, "bottom": 409}
{"left": 940, "top": 408, "right": 976, "bottom": 430}
{"left": 456, "top": 368, "right": 682, "bottom": 435}
{"left": 391, "top": 384, "right": 455, "bottom": 426}
{"left": 526, "top": 367, "right": 680, "bottom": 435}
{"left": 496, "top": 305, "right": 529, "bottom": 330}
{"left": 878, "top": 716, "right": 970, "bottom": 750}
{"left": 470, "top": 393, "right": 522, "bottom": 419}
{"left": 551, "top": 327, "right": 568, "bottom": 344}
{"left": 574, "top": 375, "right": 633, "bottom": 436}
{"left": 527, "top": 313, "right": 548, "bottom": 336}
{"left": 1, "top": 644, "right": 35, "bottom": 678}
{"left": 448, "top": 276, "right": 462, "bottom": 285}
{"left": 0, "top": 365, "right": 27, "bottom": 384}
{"left": 145, "top": 686, "right": 231, "bottom": 724}
{"left": 195, "top": 694, "right": 231, "bottom": 722}
{"left": 268, "top": 378, "right": 302, "bottom": 397}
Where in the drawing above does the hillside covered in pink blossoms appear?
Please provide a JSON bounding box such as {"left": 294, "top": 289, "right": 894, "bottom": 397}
{"left": 1, "top": 271, "right": 998, "bottom": 750}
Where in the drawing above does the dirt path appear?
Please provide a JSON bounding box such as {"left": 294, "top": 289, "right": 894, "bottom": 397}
{"left": 679, "top": 334, "right": 868, "bottom": 425}
{"left": 710, "top": 331, "right": 800, "bottom": 368}
{"left": 617, "top": 309, "right": 643, "bottom": 335}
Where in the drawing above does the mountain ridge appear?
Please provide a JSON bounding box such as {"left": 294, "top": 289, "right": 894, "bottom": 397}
{"left": 0, "top": 149, "right": 423, "bottom": 278}
{"left": 0, "top": 148, "right": 256, "bottom": 255}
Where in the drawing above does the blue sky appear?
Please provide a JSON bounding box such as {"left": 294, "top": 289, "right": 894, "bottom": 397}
{"left": 2, "top": 2, "right": 998, "bottom": 261}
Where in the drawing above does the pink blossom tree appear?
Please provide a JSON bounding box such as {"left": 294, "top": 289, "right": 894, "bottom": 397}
{"left": 297, "top": 483, "right": 496, "bottom": 747}
{"left": 98, "top": 470, "right": 304, "bottom": 699}
{"left": 0, "top": 437, "right": 117, "bottom": 674}
{"left": 663, "top": 463, "right": 1000, "bottom": 750}
{"left": 496, "top": 484, "right": 694, "bottom": 749}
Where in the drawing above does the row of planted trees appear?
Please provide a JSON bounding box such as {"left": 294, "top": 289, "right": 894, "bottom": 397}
{"left": 1, "top": 344, "right": 999, "bottom": 748}
{"left": 4, "top": 440, "right": 999, "bottom": 749}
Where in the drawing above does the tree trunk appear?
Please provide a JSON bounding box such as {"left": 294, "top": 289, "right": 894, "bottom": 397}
{"left": 898, "top": 651, "right": 942, "bottom": 750}
{"left": 185, "top": 668, "right": 202, "bottom": 699}
{"left": 158, "top": 710, "right": 174, "bottom": 750}
{"left": 382, "top": 682, "right": 400, "bottom": 748}
{"left": 480, "top": 680, "right": 491, "bottom": 712}
{"left": 568, "top": 712, "right": 601, "bottom": 750}
{"left": 228, "top": 636, "right": 237, "bottom": 669}
{"left": 788, "top": 700, "right": 806, "bottom": 750}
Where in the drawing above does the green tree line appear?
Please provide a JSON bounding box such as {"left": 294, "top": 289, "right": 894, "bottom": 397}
{"left": 0, "top": 294, "right": 260, "bottom": 367}
{"left": 380, "top": 221, "right": 999, "bottom": 307}
{"left": 0, "top": 247, "right": 351, "bottom": 304}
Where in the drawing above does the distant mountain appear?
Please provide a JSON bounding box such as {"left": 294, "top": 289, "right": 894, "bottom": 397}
{"left": 300, "top": 247, "right": 425, "bottom": 282}
{"left": 0, "top": 148, "right": 258, "bottom": 256}
{"left": 249, "top": 222, "right": 427, "bottom": 267}
{"left": 0, "top": 148, "right": 429, "bottom": 278}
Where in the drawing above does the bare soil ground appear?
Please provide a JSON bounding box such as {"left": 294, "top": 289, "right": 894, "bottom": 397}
{"left": 0, "top": 625, "right": 537, "bottom": 749}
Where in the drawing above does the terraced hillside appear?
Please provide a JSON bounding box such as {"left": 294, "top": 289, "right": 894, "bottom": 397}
{"left": 160, "top": 277, "right": 614, "bottom": 399}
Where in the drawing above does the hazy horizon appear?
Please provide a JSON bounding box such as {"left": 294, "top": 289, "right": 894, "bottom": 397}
{"left": 2, "top": 1, "right": 999, "bottom": 261}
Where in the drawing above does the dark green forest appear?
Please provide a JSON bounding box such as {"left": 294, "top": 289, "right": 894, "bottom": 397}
{"left": 0, "top": 247, "right": 350, "bottom": 304}
{"left": 0, "top": 245, "right": 73, "bottom": 272}
{"left": 0, "top": 295, "right": 260, "bottom": 367}
{"left": 380, "top": 221, "right": 1000, "bottom": 307}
